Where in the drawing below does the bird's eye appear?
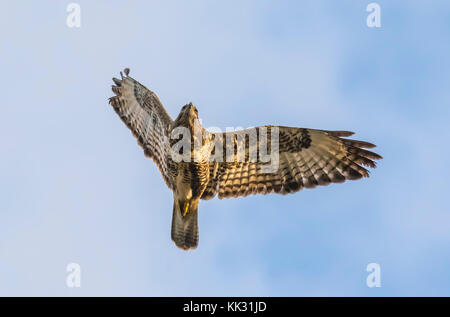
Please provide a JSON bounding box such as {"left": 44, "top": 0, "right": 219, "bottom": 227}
{"left": 194, "top": 109, "right": 198, "bottom": 115}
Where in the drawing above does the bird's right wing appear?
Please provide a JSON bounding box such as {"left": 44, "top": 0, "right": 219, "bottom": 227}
{"left": 108, "top": 69, "right": 174, "bottom": 189}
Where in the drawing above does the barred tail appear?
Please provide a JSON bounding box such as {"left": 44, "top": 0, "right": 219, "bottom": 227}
{"left": 171, "top": 198, "right": 199, "bottom": 250}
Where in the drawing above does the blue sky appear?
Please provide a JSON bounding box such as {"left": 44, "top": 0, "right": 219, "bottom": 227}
{"left": 1, "top": 1, "right": 449, "bottom": 296}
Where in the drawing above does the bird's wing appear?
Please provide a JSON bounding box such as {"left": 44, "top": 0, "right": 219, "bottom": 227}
{"left": 201, "top": 126, "right": 382, "bottom": 199}
{"left": 108, "top": 69, "right": 174, "bottom": 189}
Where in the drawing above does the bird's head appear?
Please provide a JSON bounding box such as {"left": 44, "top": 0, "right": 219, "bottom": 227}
{"left": 175, "top": 102, "right": 199, "bottom": 126}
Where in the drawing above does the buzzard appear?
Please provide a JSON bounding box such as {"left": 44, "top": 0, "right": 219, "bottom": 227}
{"left": 108, "top": 68, "right": 382, "bottom": 250}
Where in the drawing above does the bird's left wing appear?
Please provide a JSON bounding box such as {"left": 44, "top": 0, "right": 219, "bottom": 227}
{"left": 201, "top": 126, "right": 382, "bottom": 200}
{"left": 108, "top": 69, "right": 174, "bottom": 189}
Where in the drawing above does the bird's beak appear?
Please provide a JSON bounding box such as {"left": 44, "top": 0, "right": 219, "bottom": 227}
{"left": 188, "top": 105, "right": 196, "bottom": 116}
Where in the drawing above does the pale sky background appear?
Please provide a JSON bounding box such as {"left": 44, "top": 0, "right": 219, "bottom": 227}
{"left": 1, "top": 1, "right": 449, "bottom": 296}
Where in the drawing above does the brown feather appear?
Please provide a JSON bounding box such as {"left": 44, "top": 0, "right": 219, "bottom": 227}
{"left": 200, "top": 126, "right": 382, "bottom": 200}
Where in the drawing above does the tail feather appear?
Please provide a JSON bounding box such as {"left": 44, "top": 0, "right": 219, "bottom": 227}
{"left": 171, "top": 199, "right": 199, "bottom": 250}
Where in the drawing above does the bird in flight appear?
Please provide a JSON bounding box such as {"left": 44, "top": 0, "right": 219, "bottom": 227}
{"left": 108, "top": 68, "right": 382, "bottom": 250}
